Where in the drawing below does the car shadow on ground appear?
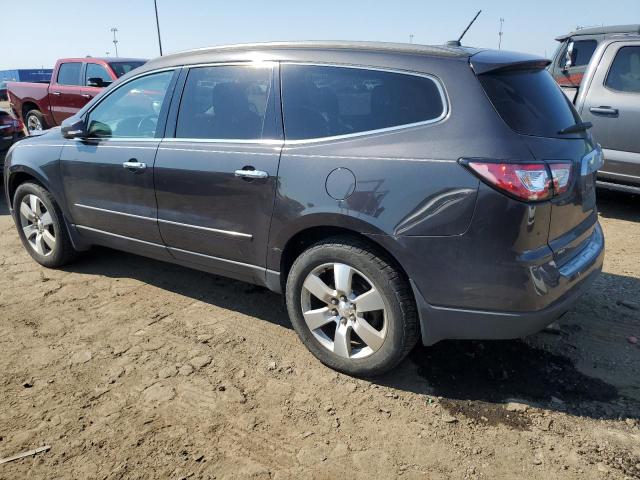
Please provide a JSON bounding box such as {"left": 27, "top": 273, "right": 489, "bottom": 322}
{"left": 64, "top": 247, "right": 639, "bottom": 423}
{"left": 597, "top": 188, "right": 640, "bottom": 222}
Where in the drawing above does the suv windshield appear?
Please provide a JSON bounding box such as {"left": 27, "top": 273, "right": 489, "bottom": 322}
{"left": 108, "top": 61, "right": 146, "bottom": 78}
{"left": 479, "top": 67, "right": 583, "bottom": 138}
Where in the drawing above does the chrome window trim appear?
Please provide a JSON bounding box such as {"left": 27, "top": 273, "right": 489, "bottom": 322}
{"left": 279, "top": 61, "right": 450, "bottom": 145}
{"left": 74, "top": 203, "right": 252, "bottom": 238}
{"left": 161, "top": 137, "right": 284, "bottom": 146}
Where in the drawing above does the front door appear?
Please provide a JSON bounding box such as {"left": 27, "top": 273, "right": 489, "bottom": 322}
{"left": 50, "top": 61, "right": 86, "bottom": 125}
{"left": 153, "top": 63, "right": 282, "bottom": 283}
{"left": 60, "top": 69, "right": 177, "bottom": 256}
{"left": 580, "top": 41, "right": 640, "bottom": 184}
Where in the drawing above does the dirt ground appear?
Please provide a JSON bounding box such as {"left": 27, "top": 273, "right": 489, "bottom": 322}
{"left": 0, "top": 185, "right": 639, "bottom": 480}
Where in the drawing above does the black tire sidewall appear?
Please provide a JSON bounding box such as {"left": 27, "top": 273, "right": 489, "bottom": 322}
{"left": 13, "top": 182, "right": 71, "bottom": 268}
{"left": 286, "top": 242, "right": 412, "bottom": 377}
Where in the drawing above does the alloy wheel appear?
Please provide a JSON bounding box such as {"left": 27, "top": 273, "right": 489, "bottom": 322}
{"left": 26, "top": 115, "right": 42, "bottom": 134}
{"left": 19, "top": 194, "right": 56, "bottom": 256}
{"left": 300, "top": 263, "right": 387, "bottom": 359}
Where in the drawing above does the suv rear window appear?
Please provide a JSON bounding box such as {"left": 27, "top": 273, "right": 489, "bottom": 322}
{"left": 281, "top": 65, "right": 445, "bottom": 140}
{"left": 478, "top": 68, "right": 581, "bottom": 138}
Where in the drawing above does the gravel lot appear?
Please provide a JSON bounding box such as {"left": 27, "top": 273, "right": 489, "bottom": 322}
{"left": 0, "top": 184, "right": 639, "bottom": 480}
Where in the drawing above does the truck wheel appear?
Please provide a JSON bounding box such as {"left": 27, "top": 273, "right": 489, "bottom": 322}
{"left": 25, "top": 110, "right": 48, "bottom": 134}
{"left": 13, "top": 182, "right": 77, "bottom": 268}
{"left": 285, "top": 237, "right": 419, "bottom": 377}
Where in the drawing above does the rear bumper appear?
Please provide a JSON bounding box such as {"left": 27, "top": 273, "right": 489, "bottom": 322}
{"left": 413, "top": 223, "right": 604, "bottom": 345}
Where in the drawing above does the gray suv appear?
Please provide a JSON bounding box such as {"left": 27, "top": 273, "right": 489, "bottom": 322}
{"left": 3, "top": 42, "right": 605, "bottom": 376}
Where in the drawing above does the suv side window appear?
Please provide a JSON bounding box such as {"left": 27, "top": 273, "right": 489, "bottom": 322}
{"left": 281, "top": 64, "right": 445, "bottom": 140}
{"left": 57, "top": 62, "right": 82, "bottom": 86}
{"left": 175, "top": 65, "right": 275, "bottom": 140}
{"left": 86, "top": 70, "right": 174, "bottom": 138}
{"left": 570, "top": 40, "right": 598, "bottom": 67}
{"left": 85, "top": 63, "right": 113, "bottom": 87}
{"left": 605, "top": 46, "right": 640, "bottom": 93}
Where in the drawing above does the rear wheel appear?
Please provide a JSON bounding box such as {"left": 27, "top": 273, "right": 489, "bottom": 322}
{"left": 286, "top": 237, "right": 418, "bottom": 376}
{"left": 13, "top": 182, "right": 77, "bottom": 268}
{"left": 25, "top": 110, "right": 47, "bottom": 134}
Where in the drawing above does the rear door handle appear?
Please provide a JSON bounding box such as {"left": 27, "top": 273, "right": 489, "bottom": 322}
{"left": 51, "top": 91, "right": 61, "bottom": 96}
{"left": 234, "top": 168, "right": 268, "bottom": 179}
{"left": 123, "top": 160, "right": 147, "bottom": 172}
{"left": 589, "top": 106, "right": 619, "bottom": 116}
{"left": 81, "top": 94, "right": 92, "bottom": 99}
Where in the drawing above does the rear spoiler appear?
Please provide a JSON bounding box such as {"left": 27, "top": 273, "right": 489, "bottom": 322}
{"left": 469, "top": 50, "right": 551, "bottom": 75}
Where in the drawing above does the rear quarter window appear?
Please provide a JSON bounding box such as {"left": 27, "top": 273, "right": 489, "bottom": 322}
{"left": 478, "top": 67, "right": 582, "bottom": 138}
{"left": 281, "top": 65, "right": 445, "bottom": 140}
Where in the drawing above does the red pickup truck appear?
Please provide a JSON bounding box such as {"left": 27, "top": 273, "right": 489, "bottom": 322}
{"left": 8, "top": 57, "right": 146, "bottom": 134}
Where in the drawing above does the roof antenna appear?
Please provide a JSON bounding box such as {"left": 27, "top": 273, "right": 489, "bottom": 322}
{"left": 446, "top": 10, "right": 482, "bottom": 47}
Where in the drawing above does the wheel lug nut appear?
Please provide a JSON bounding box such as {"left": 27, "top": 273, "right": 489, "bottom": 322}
{"left": 332, "top": 309, "right": 338, "bottom": 316}
{"left": 340, "top": 295, "right": 347, "bottom": 302}
{"left": 331, "top": 298, "right": 338, "bottom": 305}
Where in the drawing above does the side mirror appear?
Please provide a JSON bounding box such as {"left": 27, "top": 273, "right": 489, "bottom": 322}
{"left": 87, "top": 77, "right": 110, "bottom": 88}
{"left": 563, "top": 42, "right": 574, "bottom": 72}
{"left": 61, "top": 117, "right": 86, "bottom": 139}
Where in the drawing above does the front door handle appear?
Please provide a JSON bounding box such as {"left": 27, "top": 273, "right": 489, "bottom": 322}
{"left": 589, "top": 106, "right": 619, "bottom": 116}
{"left": 81, "top": 94, "right": 92, "bottom": 99}
{"left": 51, "top": 91, "right": 61, "bottom": 96}
{"left": 234, "top": 168, "right": 268, "bottom": 179}
{"left": 123, "top": 160, "right": 147, "bottom": 172}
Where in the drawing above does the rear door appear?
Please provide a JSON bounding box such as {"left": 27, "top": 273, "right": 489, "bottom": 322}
{"left": 50, "top": 61, "right": 85, "bottom": 124}
{"left": 580, "top": 41, "right": 640, "bottom": 185}
{"left": 153, "top": 62, "right": 282, "bottom": 283}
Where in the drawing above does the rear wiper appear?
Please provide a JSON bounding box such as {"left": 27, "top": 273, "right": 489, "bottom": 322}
{"left": 558, "top": 121, "right": 592, "bottom": 135}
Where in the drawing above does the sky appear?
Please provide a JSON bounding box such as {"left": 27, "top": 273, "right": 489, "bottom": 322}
{"left": 2, "top": 0, "right": 638, "bottom": 69}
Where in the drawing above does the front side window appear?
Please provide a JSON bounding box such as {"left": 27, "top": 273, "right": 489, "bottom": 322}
{"left": 85, "top": 63, "right": 113, "bottom": 87}
{"left": 57, "top": 63, "right": 82, "bottom": 86}
{"left": 87, "top": 70, "right": 173, "bottom": 138}
{"left": 281, "top": 65, "right": 445, "bottom": 140}
{"left": 570, "top": 40, "right": 598, "bottom": 67}
{"left": 605, "top": 46, "right": 640, "bottom": 93}
{"left": 176, "top": 65, "right": 274, "bottom": 140}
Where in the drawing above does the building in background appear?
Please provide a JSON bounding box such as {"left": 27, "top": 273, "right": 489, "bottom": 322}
{"left": 0, "top": 69, "right": 53, "bottom": 83}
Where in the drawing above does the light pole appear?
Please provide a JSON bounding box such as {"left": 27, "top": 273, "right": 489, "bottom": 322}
{"left": 409, "top": 34, "right": 414, "bottom": 44}
{"left": 498, "top": 18, "right": 504, "bottom": 50}
{"left": 110, "top": 27, "right": 119, "bottom": 57}
{"left": 154, "top": 0, "right": 163, "bottom": 56}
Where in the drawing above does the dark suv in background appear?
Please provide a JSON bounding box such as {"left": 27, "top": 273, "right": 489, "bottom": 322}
{"left": 3, "top": 42, "right": 604, "bottom": 376}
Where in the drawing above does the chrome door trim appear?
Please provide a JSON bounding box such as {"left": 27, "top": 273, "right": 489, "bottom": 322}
{"left": 168, "top": 246, "right": 264, "bottom": 271}
{"left": 158, "top": 218, "right": 253, "bottom": 239}
{"left": 161, "top": 137, "right": 284, "bottom": 146}
{"left": 74, "top": 203, "right": 253, "bottom": 238}
{"left": 75, "top": 224, "right": 164, "bottom": 248}
{"left": 75, "top": 203, "right": 157, "bottom": 221}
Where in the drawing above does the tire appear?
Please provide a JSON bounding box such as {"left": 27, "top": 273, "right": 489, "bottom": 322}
{"left": 286, "top": 237, "right": 418, "bottom": 377}
{"left": 13, "top": 182, "right": 77, "bottom": 268}
{"left": 24, "top": 109, "right": 48, "bottom": 134}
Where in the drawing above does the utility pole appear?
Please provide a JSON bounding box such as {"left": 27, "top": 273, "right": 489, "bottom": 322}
{"left": 409, "top": 34, "right": 414, "bottom": 44}
{"left": 111, "top": 27, "right": 119, "bottom": 57}
{"left": 498, "top": 18, "right": 504, "bottom": 50}
{"left": 105, "top": 51, "right": 111, "bottom": 57}
{"left": 154, "top": 0, "right": 163, "bottom": 56}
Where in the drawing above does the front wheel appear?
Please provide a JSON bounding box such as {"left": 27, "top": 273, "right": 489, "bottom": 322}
{"left": 13, "top": 182, "right": 77, "bottom": 268}
{"left": 285, "top": 237, "right": 419, "bottom": 376}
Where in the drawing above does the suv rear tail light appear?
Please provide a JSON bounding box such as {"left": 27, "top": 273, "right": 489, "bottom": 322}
{"left": 549, "top": 162, "right": 572, "bottom": 195}
{"left": 462, "top": 160, "right": 576, "bottom": 201}
{"left": 466, "top": 161, "right": 552, "bottom": 201}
